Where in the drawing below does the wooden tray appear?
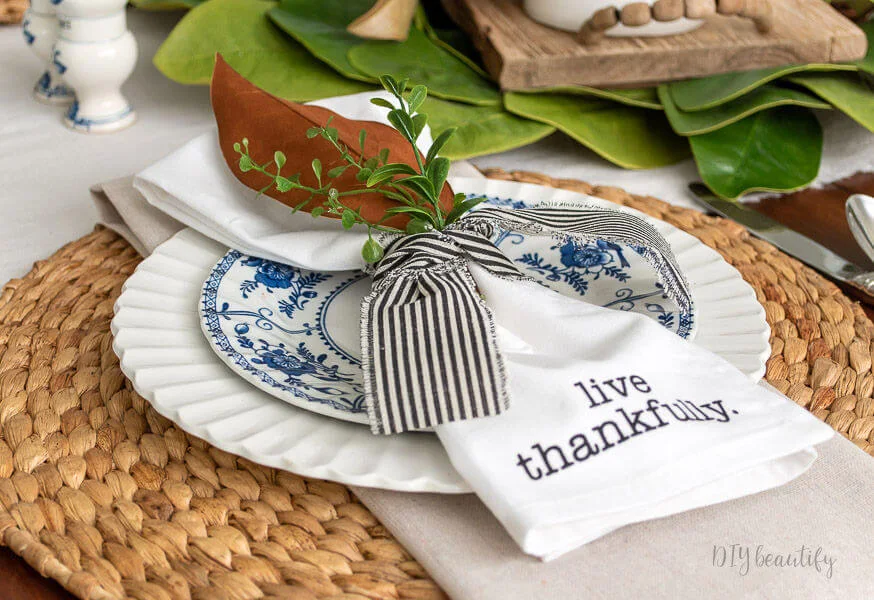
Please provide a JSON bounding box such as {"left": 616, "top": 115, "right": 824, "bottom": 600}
{"left": 441, "top": 0, "right": 868, "bottom": 89}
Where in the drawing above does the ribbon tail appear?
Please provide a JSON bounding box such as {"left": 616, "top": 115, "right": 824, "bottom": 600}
{"left": 464, "top": 206, "right": 693, "bottom": 312}
{"left": 361, "top": 244, "right": 511, "bottom": 435}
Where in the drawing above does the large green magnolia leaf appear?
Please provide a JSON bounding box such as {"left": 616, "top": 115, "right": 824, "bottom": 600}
{"left": 659, "top": 83, "right": 830, "bottom": 136}
{"left": 855, "top": 21, "right": 874, "bottom": 74}
{"left": 422, "top": 97, "right": 555, "bottom": 160}
{"left": 504, "top": 93, "right": 689, "bottom": 169}
{"left": 668, "top": 63, "right": 857, "bottom": 112}
{"left": 271, "top": 1, "right": 499, "bottom": 105}
{"left": 131, "top": 0, "right": 202, "bottom": 9}
{"left": 689, "top": 106, "right": 822, "bottom": 199}
{"left": 514, "top": 86, "right": 662, "bottom": 110}
{"left": 417, "top": 10, "right": 490, "bottom": 78}
{"left": 348, "top": 27, "right": 500, "bottom": 106}
{"left": 790, "top": 72, "right": 874, "bottom": 133}
{"left": 153, "top": 0, "right": 371, "bottom": 101}
{"left": 268, "top": 0, "right": 376, "bottom": 83}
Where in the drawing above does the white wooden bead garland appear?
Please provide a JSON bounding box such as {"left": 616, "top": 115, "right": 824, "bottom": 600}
{"left": 53, "top": 0, "right": 138, "bottom": 133}
{"left": 21, "top": 0, "right": 74, "bottom": 105}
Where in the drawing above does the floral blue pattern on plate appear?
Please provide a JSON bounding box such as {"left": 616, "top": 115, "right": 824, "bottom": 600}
{"left": 200, "top": 194, "right": 696, "bottom": 425}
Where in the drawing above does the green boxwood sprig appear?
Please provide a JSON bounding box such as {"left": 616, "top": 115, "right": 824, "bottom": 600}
{"left": 234, "top": 75, "right": 486, "bottom": 263}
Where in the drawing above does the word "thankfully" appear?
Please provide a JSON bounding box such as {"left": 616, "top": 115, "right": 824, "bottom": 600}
{"left": 515, "top": 374, "right": 739, "bottom": 481}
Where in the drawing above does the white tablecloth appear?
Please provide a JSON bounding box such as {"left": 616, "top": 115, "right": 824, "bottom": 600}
{"left": 3, "top": 10, "right": 874, "bottom": 598}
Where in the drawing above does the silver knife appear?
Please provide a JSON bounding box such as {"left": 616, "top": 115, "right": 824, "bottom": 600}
{"left": 688, "top": 183, "right": 874, "bottom": 301}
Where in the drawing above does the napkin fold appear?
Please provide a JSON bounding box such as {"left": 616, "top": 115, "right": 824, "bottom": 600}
{"left": 128, "top": 74, "right": 835, "bottom": 560}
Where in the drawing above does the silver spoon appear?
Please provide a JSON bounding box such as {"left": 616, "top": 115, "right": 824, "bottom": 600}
{"left": 846, "top": 194, "right": 874, "bottom": 264}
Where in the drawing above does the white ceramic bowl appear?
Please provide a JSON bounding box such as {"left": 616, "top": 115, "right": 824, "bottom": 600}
{"left": 523, "top": 0, "right": 703, "bottom": 36}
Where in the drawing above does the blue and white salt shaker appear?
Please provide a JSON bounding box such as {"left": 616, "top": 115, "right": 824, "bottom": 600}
{"left": 22, "top": 0, "right": 74, "bottom": 104}
{"left": 54, "top": 0, "right": 137, "bottom": 133}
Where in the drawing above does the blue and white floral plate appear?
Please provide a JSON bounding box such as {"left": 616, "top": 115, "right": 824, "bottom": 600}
{"left": 200, "top": 196, "right": 697, "bottom": 425}
{"left": 112, "top": 177, "right": 770, "bottom": 493}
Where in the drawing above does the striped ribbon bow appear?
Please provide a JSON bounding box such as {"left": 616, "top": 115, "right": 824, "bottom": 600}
{"left": 361, "top": 205, "right": 692, "bottom": 435}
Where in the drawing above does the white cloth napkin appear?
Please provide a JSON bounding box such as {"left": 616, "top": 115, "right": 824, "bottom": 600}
{"left": 438, "top": 268, "right": 832, "bottom": 559}
{"left": 131, "top": 90, "right": 833, "bottom": 560}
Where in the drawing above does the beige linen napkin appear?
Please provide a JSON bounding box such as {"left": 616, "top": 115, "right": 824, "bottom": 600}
{"left": 93, "top": 177, "right": 874, "bottom": 598}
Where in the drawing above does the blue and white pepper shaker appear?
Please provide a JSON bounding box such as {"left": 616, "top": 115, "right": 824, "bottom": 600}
{"left": 22, "top": 0, "right": 74, "bottom": 104}
{"left": 54, "top": 0, "right": 137, "bottom": 133}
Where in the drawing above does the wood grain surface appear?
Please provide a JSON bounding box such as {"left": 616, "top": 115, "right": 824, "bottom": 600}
{"left": 440, "top": 0, "right": 867, "bottom": 88}
{"left": 2, "top": 172, "right": 873, "bottom": 599}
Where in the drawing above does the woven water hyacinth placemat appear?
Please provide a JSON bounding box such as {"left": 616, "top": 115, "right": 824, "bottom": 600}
{"left": 1, "top": 169, "right": 873, "bottom": 600}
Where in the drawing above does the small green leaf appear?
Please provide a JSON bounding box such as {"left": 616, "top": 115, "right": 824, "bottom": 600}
{"left": 384, "top": 206, "right": 436, "bottom": 219}
{"left": 233, "top": 142, "right": 242, "bottom": 153}
{"left": 408, "top": 85, "right": 428, "bottom": 112}
{"left": 311, "top": 206, "right": 325, "bottom": 218}
{"left": 306, "top": 127, "right": 320, "bottom": 139}
{"left": 341, "top": 210, "right": 357, "bottom": 229}
{"left": 328, "top": 188, "right": 339, "bottom": 201}
{"left": 238, "top": 155, "right": 254, "bottom": 172}
{"left": 380, "top": 74, "right": 401, "bottom": 95}
{"left": 274, "top": 150, "right": 287, "bottom": 169}
{"left": 356, "top": 167, "right": 373, "bottom": 182}
{"left": 323, "top": 127, "right": 339, "bottom": 142}
{"left": 370, "top": 98, "right": 395, "bottom": 110}
{"left": 387, "top": 109, "right": 416, "bottom": 141}
{"left": 426, "top": 157, "right": 450, "bottom": 194}
{"left": 378, "top": 148, "right": 390, "bottom": 164}
{"left": 426, "top": 127, "right": 456, "bottom": 163}
{"left": 358, "top": 129, "right": 367, "bottom": 150}
{"left": 364, "top": 157, "right": 380, "bottom": 170}
{"left": 396, "top": 175, "right": 437, "bottom": 201}
{"left": 453, "top": 192, "right": 467, "bottom": 205}
{"left": 362, "top": 237, "right": 384, "bottom": 263}
{"left": 275, "top": 176, "right": 295, "bottom": 192}
{"left": 327, "top": 165, "right": 349, "bottom": 178}
{"left": 445, "top": 196, "right": 487, "bottom": 224}
{"left": 406, "top": 218, "right": 433, "bottom": 234}
{"left": 366, "top": 163, "right": 419, "bottom": 187}
{"left": 311, "top": 158, "right": 322, "bottom": 181}
{"left": 411, "top": 113, "right": 428, "bottom": 139}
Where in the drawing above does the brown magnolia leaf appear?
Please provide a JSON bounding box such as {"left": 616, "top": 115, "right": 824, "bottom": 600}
{"left": 211, "top": 54, "right": 453, "bottom": 229}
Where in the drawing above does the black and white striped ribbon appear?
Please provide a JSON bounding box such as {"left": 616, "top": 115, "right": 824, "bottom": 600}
{"left": 361, "top": 205, "right": 691, "bottom": 435}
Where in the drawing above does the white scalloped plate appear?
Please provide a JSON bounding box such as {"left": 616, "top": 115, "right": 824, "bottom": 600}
{"left": 111, "top": 177, "right": 770, "bottom": 493}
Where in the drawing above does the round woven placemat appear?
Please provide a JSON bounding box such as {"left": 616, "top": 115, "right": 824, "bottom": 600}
{"left": 0, "top": 169, "right": 872, "bottom": 600}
